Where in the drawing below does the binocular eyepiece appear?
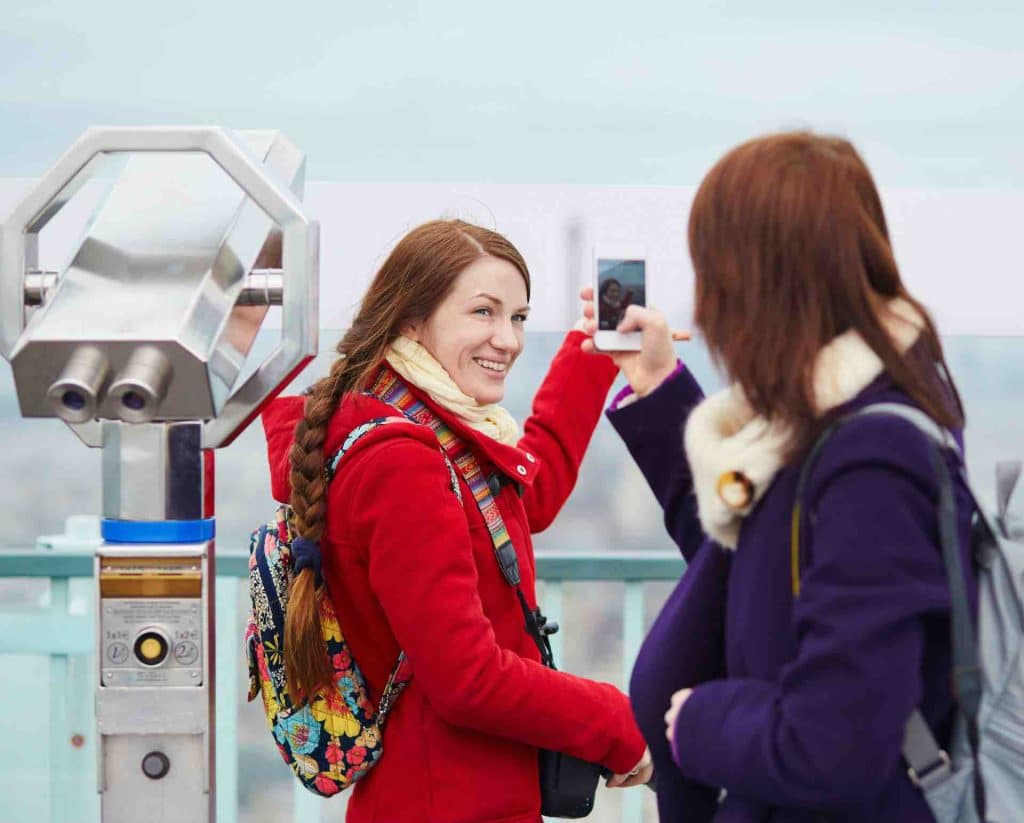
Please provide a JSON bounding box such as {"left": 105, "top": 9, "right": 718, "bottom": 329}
{"left": 108, "top": 347, "right": 173, "bottom": 424}
{"left": 47, "top": 345, "right": 108, "bottom": 424}
{"left": 47, "top": 345, "right": 173, "bottom": 424}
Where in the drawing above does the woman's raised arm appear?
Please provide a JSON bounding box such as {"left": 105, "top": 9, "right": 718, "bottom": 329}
{"left": 580, "top": 294, "right": 708, "bottom": 561}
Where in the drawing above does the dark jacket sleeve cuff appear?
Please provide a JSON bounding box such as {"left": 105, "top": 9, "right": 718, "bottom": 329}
{"left": 607, "top": 363, "right": 704, "bottom": 436}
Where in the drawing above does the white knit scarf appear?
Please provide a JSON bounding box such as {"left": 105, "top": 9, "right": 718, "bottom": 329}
{"left": 684, "top": 299, "right": 925, "bottom": 549}
{"left": 384, "top": 335, "right": 520, "bottom": 445}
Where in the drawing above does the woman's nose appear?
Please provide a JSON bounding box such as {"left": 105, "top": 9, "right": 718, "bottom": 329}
{"left": 491, "top": 321, "right": 520, "bottom": 352}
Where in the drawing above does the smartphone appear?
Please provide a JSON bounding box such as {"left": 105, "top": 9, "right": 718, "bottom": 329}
{"left": 593, "top": 247, "right": 646, "bottom": 351}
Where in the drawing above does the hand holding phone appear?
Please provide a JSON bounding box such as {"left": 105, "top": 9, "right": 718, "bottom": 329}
{"left": 579, "top": 287, "right": 690, "bottom": 397}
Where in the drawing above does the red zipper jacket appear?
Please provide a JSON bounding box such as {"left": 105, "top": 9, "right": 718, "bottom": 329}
{"left": 261, "top": 331, "right": 646, "bottom": 823}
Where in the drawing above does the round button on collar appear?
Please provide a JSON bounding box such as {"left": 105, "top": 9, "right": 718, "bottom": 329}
{"left": 525, "top": 452, "right": 536, "bottom": 463}
{"left": 516, "top": 465, "right": 528, "bottom": 476}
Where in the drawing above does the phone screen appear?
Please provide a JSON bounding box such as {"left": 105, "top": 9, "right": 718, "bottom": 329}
{"left": 597, "top": 259, "right": 646, "bottom": 331}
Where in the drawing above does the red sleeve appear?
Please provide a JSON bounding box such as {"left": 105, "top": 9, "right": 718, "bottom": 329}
{"left": 518, "top": 331, "right": 619, "bottom": 532}
{"left": 343, "top": 434, "right": 645, "bottom": 774}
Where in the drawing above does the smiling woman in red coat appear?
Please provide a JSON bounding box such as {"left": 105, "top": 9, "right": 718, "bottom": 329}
{"left": 261, "top": 219, "right": 649, "bottom": 823}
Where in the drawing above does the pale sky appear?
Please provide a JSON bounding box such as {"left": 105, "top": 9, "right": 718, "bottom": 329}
{"left": 1, "top": 0, "right": 1022, "bottom": 185}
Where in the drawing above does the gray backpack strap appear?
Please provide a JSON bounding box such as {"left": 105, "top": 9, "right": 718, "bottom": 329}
{"left": 794, "top": 404, "right": 978, "bottom": 796}
{"left": 995, "top": 460, "right": 1021, "bottom": 526}
{"left": 848, "top": 405, "right": 983, "bottom": 809}
{"left": 853, "top": 402, "right": 962, "bottom": 457}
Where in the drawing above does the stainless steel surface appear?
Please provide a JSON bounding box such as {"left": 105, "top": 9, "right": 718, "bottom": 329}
{"left": 237, "top": 269, "right": 284, "bottom": 305}
{"left": 101, "top": 421, "right": 203, "bottom": 521}
{"left": 199, "top": 130, "right": 319, "bottom": 448}
{"left": 101, "top": 735, "right": 209, "bottom": 823}
{"left": 98, "top": 544, "right": 206, "bottom": 559}
{"left": 24, "top": 269, "right": 58, "bottom": 305}
{"left": 96, "top": 689, "right": 209, "bottom": 735}
{"left": 46, "top": 344, "right": 109, "bottom": 423}
{"left": 95, "top": 540, "right": 214, "bottom": 819}
{"left": 0, "top": 126, "right": 318, "bottom": 447}
{"left": 100, "top": 598, "right": 203, "bottom": 687}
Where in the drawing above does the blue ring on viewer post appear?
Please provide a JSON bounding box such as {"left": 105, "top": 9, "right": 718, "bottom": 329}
{"left": 101, "top": 518, "right": 216, "bottom": 543}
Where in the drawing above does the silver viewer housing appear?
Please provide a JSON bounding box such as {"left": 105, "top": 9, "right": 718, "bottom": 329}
{"left": 0, "top": 126, "right": 318, "bottom": 447}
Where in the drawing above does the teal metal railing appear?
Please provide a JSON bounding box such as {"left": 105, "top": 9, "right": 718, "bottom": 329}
{"left": 0, "top": 549, "right": 684, "bottom": 823}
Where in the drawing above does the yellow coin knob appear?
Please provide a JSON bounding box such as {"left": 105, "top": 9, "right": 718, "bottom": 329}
{"left": 134, "top": 631, "right": 169, "bottom": 665}
{"left": 140, "top": 638, "right": 162, "bottom": 660}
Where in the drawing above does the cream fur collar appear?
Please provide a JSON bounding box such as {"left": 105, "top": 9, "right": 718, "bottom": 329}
{"left": 385, "top": 336, "right": 520, "bottom": 446}
{"left": 684, "top": 299, "right": 924, "bottom": 549}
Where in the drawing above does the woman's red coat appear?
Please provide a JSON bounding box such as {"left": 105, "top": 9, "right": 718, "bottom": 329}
{"left": 261, "top": 331, "right": 645, "bottom": 823}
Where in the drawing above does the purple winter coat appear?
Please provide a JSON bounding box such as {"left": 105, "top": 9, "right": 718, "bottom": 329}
{"left": 608, "top": 365, "right": 977, "bottom": 823}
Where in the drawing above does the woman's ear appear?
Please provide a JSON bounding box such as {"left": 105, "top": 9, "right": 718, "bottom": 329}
{"left": 401, "top": 322, "right": 421, "bottom": 342}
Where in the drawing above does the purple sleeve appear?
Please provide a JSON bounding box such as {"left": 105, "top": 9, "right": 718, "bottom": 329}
{"left": 671, "top": 426, "right": 951, "bottom": 807}
{"left": 606, "top": 364, "right": 707, "bottom": 562}
{"left": 607, "top": 361, "right": 685, "bottom": 411}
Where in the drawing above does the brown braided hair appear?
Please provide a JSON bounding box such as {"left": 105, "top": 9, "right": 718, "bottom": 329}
{"left": 284, "top": 219, "right": 530, "bottom": 701}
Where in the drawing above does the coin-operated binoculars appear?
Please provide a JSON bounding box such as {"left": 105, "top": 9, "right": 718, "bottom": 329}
{"left": 0, "top": 127, "right": 319, "bottom": 822}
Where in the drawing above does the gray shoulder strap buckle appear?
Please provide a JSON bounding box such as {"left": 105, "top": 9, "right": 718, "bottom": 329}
{"left": 903, "top": 710, "right": 953, "bottom": 791}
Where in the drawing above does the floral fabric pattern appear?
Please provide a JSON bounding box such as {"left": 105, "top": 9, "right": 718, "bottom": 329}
{"left": 245, "top": 418, "right": 415, "bottom": 797}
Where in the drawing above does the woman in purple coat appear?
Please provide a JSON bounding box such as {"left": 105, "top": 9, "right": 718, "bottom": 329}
{"left": 582, "top": 132, "right": 976, "bottom": 821}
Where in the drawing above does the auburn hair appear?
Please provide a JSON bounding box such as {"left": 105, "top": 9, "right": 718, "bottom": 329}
{"left": 284, "top": 219, "right": 530, "bottom": 701}
{"left": 688, "top": 131, "right": 963, "bottom": 460}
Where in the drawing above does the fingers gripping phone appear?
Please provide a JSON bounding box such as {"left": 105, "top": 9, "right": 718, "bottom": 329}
{"left": 594, "top": 247, "right": 646, "bottom": 351}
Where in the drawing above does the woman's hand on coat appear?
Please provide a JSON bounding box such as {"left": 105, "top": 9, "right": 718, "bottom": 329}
{"left": 606, "top": 746, "right": 654, "bottom": 788}
{"left": 578, "top": 287, "right": 690, "bottom": 398}
{"left": 664, "top": 688, "right": 693, "bottom": 744}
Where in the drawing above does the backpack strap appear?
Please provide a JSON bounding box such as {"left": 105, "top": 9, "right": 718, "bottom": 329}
{"left": 366, "top": 369, "right": 559, "bottom": 669}
{"left": 791, "top": 403, "right": 983, "bottom": 806}
{"left": 996, "top": 460, "right": 1022, "bottom": 530}
{"left": 320, "top": 414, "right": 459, "bottom": 721}
{"left": 324, "top": 415, "right": 461, "bottom": 503}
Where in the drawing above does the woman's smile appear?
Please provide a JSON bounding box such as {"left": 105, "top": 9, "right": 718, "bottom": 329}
{"left": 474, "top": 357, "right": 508, "bottom": 375}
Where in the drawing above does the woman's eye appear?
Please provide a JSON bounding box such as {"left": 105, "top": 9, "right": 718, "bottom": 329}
{"left": 473, "top": 307, "right": 492, "bottom": 317}
{"left": 512, "top": 314, "right": 528, "bottom": 324}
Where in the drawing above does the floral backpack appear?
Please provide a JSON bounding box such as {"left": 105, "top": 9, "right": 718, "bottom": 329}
{"left": 245, "top": 417, "right": 461, "bottom": 797}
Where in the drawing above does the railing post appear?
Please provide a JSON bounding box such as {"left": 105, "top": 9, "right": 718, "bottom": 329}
{"left": 68, "top": 578, "right": 100, "bottom": 823}
{"left": 215, "top": 575, "right": 239, "bottom": 823}
{"left": 622, "top": 582, "right": 646, "bottom": 823}
{"left": 543, "top": 581, "right": 564, "bottom": 665}
{"left": 293, "top": 780, "right": 323, "bottom": 822}
{"left": 48, "top": 580, "right": 72, "bottom": 823}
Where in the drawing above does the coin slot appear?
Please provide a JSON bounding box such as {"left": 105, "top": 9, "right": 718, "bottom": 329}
{"left": 133, "top": 630, "right": 169, "bottom": 666}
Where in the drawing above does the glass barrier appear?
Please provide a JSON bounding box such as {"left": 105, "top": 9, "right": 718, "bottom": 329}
{"left": 1, "top": 331, "right": 1021, "bottom": 552}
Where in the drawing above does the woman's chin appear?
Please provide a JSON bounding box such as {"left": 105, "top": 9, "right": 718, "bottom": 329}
{"left": 473, "top": 389, "right": 505, "bottom": 405}
{"left": 465, "top": 381, "right": 505, "bottom": 405}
